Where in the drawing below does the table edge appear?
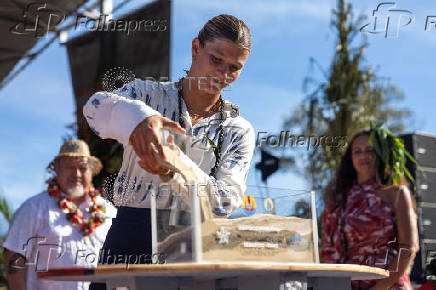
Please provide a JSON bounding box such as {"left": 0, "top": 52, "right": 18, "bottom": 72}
{"left": 38, "top": 262, "right": 389, "bottom": 279}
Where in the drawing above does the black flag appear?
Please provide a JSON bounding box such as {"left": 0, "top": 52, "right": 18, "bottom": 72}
{"left": 255, "top": 150, "right": 279, "bottom": 182}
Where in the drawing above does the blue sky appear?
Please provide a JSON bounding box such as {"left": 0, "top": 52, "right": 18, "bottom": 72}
{"left": 1, "top": 0, "right": 435, "bottom": 232}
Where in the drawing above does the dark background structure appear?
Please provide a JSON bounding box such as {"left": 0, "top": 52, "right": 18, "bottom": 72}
{"left": 65, "top": 0, "right": 170, "bottom": 189}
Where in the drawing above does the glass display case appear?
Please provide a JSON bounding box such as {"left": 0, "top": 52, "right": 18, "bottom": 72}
{"left": 150, "top": 184, "right": 319, "bottom": 264}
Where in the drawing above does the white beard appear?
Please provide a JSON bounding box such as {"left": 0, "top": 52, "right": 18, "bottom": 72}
{"left": 65, "top": 184, "right": 85, "bottom": 198}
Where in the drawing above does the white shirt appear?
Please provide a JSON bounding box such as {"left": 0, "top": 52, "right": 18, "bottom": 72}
{"left": 83, "top": 79, "right": 255, "bottom": 216}
{"left": 3, "top": 191, "right": 117, "bottom": 290}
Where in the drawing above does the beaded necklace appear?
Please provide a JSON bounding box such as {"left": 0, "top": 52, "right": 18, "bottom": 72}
{"left": 177, "top": 77, "right": 225, "bottom": 178}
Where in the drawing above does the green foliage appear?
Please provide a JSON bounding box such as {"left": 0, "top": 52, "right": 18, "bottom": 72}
{"left": 369, "top": 122, "right": 419, "bottom": 185}
{"left": 281, "top": 0, "right": 411, "bottom": 194}
{"left": 204, "top": 134, "right": 219, "bottom": 161}
{"left": 0, "top": 197, "right": 12, "bottom": 223}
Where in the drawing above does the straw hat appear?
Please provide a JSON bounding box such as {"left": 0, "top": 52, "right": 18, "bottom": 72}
{"left": 53, "top": 140, "right": 103, "bottom": 175}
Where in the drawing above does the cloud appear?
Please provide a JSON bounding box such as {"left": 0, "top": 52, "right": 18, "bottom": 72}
{"left": 0, "top": 154, "right": 47, "bottom": 210}
{"left": 0, "top": 181, "right": 45, "bottom": 211}
{"left": 173, "top": 0, "right": 334, "bottom": 37}
{"left": 178, "top": 0, "right": 332, "bottom": 20}
{"left": 0, "top": 98, "right": 69, "bottom": 209}
{"left": 0, "top": 73, "right": 75, "bottom": 124}
{"left": 227, "top": 81, "right": 304, "bottom": 132}
{"left": 0, "top": 133, "right": 54, "bottom": 209}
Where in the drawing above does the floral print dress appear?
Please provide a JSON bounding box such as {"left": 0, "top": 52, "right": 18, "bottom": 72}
{"left": 321, "top": 178, "right": 412, "bottom": 290}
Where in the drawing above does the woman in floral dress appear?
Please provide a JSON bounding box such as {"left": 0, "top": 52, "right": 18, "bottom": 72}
{"left": 321, "top": 129, "right": 419, "bottom": 290}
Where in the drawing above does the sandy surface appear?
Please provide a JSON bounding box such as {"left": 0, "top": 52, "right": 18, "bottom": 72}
{"left": 158, "top": 214, "right": 315, "bottom": 263}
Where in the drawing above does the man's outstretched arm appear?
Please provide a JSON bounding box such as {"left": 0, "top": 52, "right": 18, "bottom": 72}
{"left": 83, "top": 80, "right": 185, "bottom": 175}
{"left": 83, "top": 79, "right": 163, "bottom": 146}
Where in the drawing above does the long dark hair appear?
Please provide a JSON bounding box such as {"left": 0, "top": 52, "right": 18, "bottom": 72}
{"left": 326, "top": 130, "right": 392, "bottom": 208}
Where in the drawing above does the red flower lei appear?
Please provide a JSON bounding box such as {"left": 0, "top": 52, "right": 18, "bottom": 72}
{"left": 47, "top": 179, "right": 106, "bottom": 236}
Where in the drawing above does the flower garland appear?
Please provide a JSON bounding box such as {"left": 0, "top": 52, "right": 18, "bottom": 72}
{"left": 47, "top": 178, "right": 106, "bottom": 236}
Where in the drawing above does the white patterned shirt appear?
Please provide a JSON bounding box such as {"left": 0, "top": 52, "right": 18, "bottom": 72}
{"left": 83, "top": 79, "right": 255, "bottom": 216}
{"left": 3, "top": 192, "right": 117, "bottom": 290}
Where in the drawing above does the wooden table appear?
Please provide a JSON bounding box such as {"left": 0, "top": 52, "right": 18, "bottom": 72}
{"left": 38, "top": 262, "right": 389, "bottom": 290}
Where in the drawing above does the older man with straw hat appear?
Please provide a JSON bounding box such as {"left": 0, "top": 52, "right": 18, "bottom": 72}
{"left": 3, "top": 139, "right": 116, "bottom": 290}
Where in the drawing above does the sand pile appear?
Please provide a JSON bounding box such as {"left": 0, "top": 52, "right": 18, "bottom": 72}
{"left": 158, "top": 214, "right": 315, "bottom": 263}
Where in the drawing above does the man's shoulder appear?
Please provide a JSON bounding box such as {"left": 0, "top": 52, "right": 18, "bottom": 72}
{"left": 224, "top": 110, "right": 254, "bottom": 136}
{"left": 231, "top": 115, "right": 253, "bottom": 131}
{"left": 17, "top": 191, "right": 51, "bottom": 212}
{"left": 8, "top": 191, "right": 49, "bottom": 230}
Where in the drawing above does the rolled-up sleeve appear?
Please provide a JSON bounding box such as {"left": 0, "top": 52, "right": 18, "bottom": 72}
{"left": 83, "top": 80, "right": 161, "bottom": 146}
{"left": 168, "top": 121, "right": 255, "bottom": 217}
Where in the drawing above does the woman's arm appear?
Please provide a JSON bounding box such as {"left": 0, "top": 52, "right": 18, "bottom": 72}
{"left": 371, "top": 185, "right": 419, "bottom": 289}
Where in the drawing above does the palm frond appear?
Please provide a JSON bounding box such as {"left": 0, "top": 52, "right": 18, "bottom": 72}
{"left": 0, "top": 196, "right": 13, "bottom": 223}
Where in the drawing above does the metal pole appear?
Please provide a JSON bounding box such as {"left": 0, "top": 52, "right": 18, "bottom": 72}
{"left": 311, "top": 190, "right": 320, "bottom": 263}
{"left": 191, "top": 181, "right": 202, "bottom": 263}
{"left": 100, "top": 0, "right": 113, "bottom": 20}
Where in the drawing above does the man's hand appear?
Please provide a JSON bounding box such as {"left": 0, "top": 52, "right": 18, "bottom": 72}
{"left": 144, "top": 134, "right": 214, "bottom": 221}
{"left": 142, "top": 133, "right": 197, "bottom": 183}
{"left": 130, "top": 115, "right": 185, "bottom": 175}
